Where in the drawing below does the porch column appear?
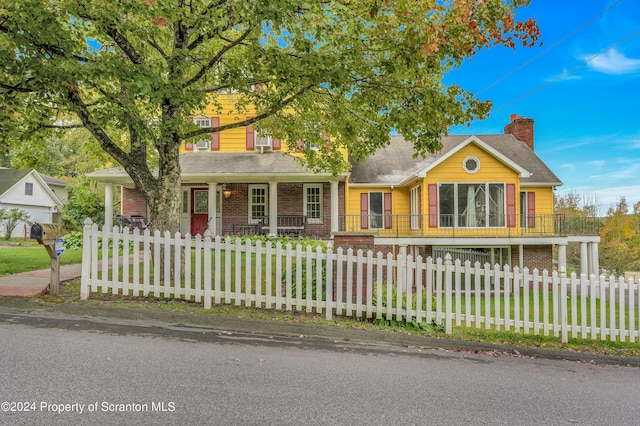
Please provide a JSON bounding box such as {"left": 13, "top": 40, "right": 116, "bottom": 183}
{"left": 589, "top": 242, "right": 600, "bottom": 277}
{"left": 104, "top": 183, "right": 114, "bottom": 229}
{"left": 518, "top": 245, "right": 524, "bottom": 270}
{"left": 330, "top": 181, "right": 339, "bottom": 234}
{"left": 557, "top": 243, "right": 567, "bottom": 275}
{"left": 580, "top": 242, "right": 589, "bottom": 276}
{"left": 208, "top": 182, "right": 217, "bottom": 236}
{"left": 269, "top": 182, "right": 278, "bottom": 235}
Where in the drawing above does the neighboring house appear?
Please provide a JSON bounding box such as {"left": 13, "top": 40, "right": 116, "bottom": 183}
{"left": 88, "top": 100, "right": 600, "bottom": 272}
{"left": 0, "top": 168, "right": 65, "bottom": 238}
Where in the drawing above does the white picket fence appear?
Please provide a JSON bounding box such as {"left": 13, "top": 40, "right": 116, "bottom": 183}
{"left": 80, "top": 220, "right": 640, "bottom": 343}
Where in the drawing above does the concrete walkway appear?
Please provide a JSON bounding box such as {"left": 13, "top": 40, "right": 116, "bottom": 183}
{"left": 0, "top": 263, "right": 83, "bottom": 297}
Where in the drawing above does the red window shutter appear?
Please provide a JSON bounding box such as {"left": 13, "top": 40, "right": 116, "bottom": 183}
{"left": 272, "top": 138, "right": 281, "bottom": 150}
{"left": 360, "top": 193, "right": 368, "bottom": 229}
{"left": 295, "top": 140, "right": 304, "bottom": 153}
{"left": 527, "top": 192, "right": 536, "bottom": 228}
{"left": 210, "top": 117, "right": 220, "bottom": 151}
{"left": 384, "top": 192, "right": 392, "bottom": 229}
{"left": 506, "top": 184, "right": 516, "bottom": 228}
{"left": 246, "top": 117, "right": 254, "bottom": 150}
{"left": 428, "top": 184, "right": 438, "bottom": 228}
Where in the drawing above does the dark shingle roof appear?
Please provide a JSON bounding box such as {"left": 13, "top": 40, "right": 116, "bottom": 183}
{"left": 349, "top": 134, "right": 562, "bottom": 186}
{"left": 0, "top": 168, "right": 31, "bottom": 195}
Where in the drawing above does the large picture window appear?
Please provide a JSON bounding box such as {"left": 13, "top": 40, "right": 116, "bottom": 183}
{"left": 438, "top": 183, "right": 505, "bottom": 228}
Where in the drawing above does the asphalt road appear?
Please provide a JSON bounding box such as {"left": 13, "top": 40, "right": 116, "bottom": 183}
{"left": 1, "top": 311, "right": 639, "bottom": 426}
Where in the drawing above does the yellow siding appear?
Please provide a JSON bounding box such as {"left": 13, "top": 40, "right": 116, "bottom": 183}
{"left": 182, "top": 94, "right": 348, "bottom": 162}
{"left": 426, "top": 144, "right": 520, "bottom": 186}
{"left": 525, "top": 186, "right": 554, "bottom": 215}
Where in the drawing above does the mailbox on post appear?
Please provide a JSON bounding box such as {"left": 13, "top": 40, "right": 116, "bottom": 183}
{"left": 30, "top": 223, "right": 61, "bottom": 242}
{"left": 30, "top": 222, "right": 63, "bottom": 295}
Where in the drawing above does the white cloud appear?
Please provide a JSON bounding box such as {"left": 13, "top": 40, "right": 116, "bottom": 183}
{"left": 546, "top": 69, "right": 582, "bottom": 82}
{"left": 579, "top": 48, "right": 640, "bottom": 75}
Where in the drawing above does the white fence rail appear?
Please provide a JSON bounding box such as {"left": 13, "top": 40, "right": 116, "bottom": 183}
{"left": 81, "top": 220, "right": 640, "bottom": 343}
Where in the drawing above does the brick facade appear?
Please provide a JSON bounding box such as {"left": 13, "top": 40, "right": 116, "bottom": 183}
{"left": 121, "top": 187, "right": 147, "bottom": 217}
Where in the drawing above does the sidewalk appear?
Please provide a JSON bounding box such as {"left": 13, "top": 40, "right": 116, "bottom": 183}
{"left": 0, "top": 263, "right": 83, "bottom": 297}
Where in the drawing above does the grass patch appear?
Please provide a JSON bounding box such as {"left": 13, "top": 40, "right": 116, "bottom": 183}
{"left": 31, "top": 279, "right": 640, "bottom": 358}
{"left": 0, "top": 247, "right": 83, "bottom": 275}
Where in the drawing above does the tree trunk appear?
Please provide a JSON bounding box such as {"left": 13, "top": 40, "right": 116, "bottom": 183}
{"left": 147, "top": 147, "right": 183, "bottom": 234}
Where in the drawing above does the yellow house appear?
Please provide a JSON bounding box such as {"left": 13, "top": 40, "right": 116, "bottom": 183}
{"left": 90, "top": 106, "right": 600, "bottom": 272}
{"left": 91, "top": 94, "right": 349, "bottom": 240}
{"left": 345, "top": 115, "right": 599, "bottom": 272}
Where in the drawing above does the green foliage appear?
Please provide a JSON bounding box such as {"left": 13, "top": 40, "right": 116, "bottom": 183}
{"left": 61, "top": 231, "right": 84, "bottom": 250}
{"left": 230, "top": 233, "right": 330, "bottom": 252}
{"left": 599, "top": 197, "right": 640, "bottom": 276}
{"left": 0, "top": 0, "right": 540, "bottom": 233}
{"left": 372, "top": 318, "right": 444, "bottom": 333}
{"left": 61, "top": 177, "right": 105, "bottom": 231}
{"left": 0, "top": 208, "right": 31, "bottom": 240}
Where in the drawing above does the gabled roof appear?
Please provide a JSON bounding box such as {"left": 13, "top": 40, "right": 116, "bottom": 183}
{"left": 40, "top": 174, "right": 67, "bottom": 187}
{"left": 0, "top": 168, "right": 64, "bottom": 205}
{"left": 0, "top": 168, "right": 31, "bottom": 195}
{"left": 349, "top": 134, "right": 562, "bottom": 187}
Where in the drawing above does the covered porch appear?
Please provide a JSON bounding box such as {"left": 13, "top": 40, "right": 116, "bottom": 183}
{"left": 90, "top": 151, "right": 347, "bottom": 239}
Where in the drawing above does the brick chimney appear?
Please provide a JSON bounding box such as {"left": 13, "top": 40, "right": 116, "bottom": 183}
{"left": 504, "top": 114, "right": 534, "bottom": 150}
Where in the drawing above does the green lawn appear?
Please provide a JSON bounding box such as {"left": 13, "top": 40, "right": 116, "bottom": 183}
{"left": 0, "top": 247, "right": 84, "bottom": 275}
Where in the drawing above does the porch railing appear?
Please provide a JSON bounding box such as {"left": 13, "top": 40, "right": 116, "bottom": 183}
{"left": 338, "top": 214, "right": 601, "bottom": 238}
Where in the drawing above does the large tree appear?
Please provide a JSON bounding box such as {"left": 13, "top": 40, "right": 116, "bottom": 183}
{"left": 0, "top": 0, "right": 539, "bottom": 233}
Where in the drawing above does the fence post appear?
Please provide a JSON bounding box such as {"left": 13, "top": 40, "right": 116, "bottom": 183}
{"left": 558, "top": 271, "right": 568, "bottom": 343}
{"left": 325, "top": 248, "right": 333, "bottom": 320}
{"left": 204, "top": 236, "right": 212, "bottom": 309}
{"left": 80, "top": 218, "right": 93, "bottom": 300}
{"left": 444, "top": 254, "right": 453, "bottom": 334}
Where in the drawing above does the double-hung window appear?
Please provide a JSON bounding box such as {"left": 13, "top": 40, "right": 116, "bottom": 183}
{"left": 249, "top": 185, "right": 268, "bottom": 223}
{"left": 193, "top": 118, "right": 211, "bottom": 150}
{"left": 304, "top": 184, "right": 322, "bottom": 224}
{"left": 25, "top": 182, "right": 33, "bottom": 196}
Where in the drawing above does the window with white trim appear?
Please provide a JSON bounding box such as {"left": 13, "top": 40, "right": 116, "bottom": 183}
{"left": 25, "top": 182, "right": 33, "bottom": 196}
{"left": 304, "top": 184, "right": 322, "bottom": 224}
{"left": 193, "top": 118, "right": 211, "bottom": 149}
{"left": 368, "top": 191, "right": 384, "bottom": 230}
{"left": 248, "top": 185, "right": 268, "bottom": 223}
{"left": 254, "top": 131, "right": 272, "bottom": 148}
{"left": 438, "top": 183, "right": 505, "bottom": 228}
{"left": 410, "top": 186, "right": 421, "bottom": 230}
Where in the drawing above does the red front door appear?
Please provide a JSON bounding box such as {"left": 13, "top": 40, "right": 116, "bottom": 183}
{"left": 191, "top": 188, "right": 209, "bottom": 236}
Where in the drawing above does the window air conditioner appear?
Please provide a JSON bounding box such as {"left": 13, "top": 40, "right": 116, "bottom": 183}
{"left": 254, "top": 134, "right": 272, "bottom": 149}
{"left": 195, "top": 139, "right": 210, "bottom": 150}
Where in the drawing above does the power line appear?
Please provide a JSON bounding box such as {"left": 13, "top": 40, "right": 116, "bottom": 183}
{"left": 492, "top": 27, "right": 640, "bottom": 114}
{"left": 476, "top": 0, "right": 625, "bottom": 95}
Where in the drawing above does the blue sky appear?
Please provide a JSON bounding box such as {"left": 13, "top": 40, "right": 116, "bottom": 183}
{"left": 446, "top": 0, "right": 640, "bottom": 214}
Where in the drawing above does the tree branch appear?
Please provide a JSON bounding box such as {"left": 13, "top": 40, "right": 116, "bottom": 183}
{"left": 0, "top": 81, "right": 34, "bottom": 93}
{"left": 183, "top": 26, "right": 254, "bottom": 89}
{"left": 183, "top": 83, "right": 315, "bottom": 139}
